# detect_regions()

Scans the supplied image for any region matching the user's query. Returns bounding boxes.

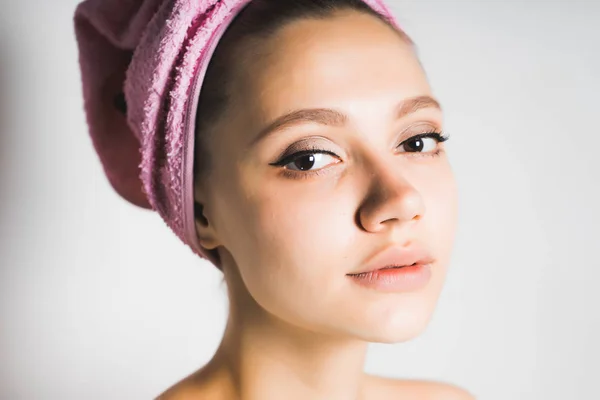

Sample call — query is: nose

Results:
[357,158,425,234]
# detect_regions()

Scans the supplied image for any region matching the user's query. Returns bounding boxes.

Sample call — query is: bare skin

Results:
[157,8,471,400]
[157,366,473,400]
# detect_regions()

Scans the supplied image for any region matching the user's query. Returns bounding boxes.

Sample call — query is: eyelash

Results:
[271,130,450,180]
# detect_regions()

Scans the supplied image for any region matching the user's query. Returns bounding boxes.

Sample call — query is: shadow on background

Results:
[0,36,9,257]
[0,29,11,399]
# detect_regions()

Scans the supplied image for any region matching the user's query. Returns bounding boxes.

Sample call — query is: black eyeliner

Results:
[270,148,338,167]
[402,131,450,145]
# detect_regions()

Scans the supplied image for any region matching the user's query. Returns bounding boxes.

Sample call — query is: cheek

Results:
[422,164,459,263]
[220,173,357,327]
[244,191,351,300]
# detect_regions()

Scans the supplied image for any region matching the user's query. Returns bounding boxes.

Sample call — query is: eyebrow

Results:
[250,95,442,145]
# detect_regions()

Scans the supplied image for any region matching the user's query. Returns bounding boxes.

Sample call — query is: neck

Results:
[207,281,370,400]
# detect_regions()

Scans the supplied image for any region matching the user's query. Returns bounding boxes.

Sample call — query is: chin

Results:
[357,322,430,344]
[348,301,436,344]
[365,326,427,344]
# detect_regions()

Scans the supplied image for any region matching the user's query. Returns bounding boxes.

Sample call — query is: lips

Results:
[379,264,415,269]
[347,244,435,275]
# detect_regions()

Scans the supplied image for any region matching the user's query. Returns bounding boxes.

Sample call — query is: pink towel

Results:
[73,0,400,268]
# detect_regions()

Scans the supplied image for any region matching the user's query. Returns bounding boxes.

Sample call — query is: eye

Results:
[278,150,340,172]
[398,132,449,154]
[269,131,450,177]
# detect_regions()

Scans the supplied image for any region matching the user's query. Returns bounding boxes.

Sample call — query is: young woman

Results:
[74,0,472,398]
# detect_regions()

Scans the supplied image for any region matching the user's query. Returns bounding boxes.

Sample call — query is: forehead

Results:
[235,10,431,124]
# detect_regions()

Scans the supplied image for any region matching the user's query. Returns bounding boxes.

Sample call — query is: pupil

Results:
[295,155,315,171]
[408,138,423,152]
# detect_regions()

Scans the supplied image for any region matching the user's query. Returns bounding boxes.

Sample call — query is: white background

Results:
[1,0,598,399]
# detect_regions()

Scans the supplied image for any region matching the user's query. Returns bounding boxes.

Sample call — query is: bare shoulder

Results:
[154,375,202,400]
[154,366,224,400]
[364,373,476,400]
[412,380,476,400]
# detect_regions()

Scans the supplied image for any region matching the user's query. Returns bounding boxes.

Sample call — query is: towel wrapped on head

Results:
[72,0,400,268]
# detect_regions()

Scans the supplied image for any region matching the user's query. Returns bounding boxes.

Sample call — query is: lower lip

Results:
[347,264,432,293]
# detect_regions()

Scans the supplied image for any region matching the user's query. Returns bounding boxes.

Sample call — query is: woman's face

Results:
[196,10,458,343]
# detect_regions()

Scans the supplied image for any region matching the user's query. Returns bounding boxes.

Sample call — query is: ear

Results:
[194,201,221,251]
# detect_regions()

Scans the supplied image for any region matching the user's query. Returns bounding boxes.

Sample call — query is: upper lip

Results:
[347,244,435,275]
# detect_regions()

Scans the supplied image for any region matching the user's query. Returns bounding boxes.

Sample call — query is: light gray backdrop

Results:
[0,0,598,399]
